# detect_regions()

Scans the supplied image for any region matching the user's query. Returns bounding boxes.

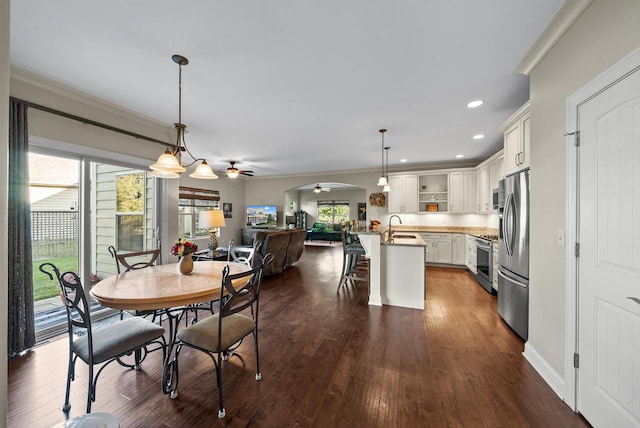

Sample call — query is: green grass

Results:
[33,257,78,301]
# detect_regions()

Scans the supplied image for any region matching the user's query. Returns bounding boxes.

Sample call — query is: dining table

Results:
[90,260,252,394]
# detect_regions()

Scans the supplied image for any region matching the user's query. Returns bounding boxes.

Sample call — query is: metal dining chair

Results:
[166,253,274,419]
[39,263,166,415]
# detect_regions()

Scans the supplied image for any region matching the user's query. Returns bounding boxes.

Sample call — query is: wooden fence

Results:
[31,211,79,260]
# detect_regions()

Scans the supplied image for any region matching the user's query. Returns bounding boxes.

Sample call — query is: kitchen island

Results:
[353,228,427,310]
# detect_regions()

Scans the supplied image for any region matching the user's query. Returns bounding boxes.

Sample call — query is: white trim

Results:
[514,0,594,75]
[565,46,640,413]
[523,343,566,401]
[29,136,152,168]
[11,65,172,133]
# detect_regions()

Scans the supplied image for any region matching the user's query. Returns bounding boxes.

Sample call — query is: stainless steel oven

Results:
[476,237,493,293]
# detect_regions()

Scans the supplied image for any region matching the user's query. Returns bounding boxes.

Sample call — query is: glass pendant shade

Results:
[377,175,389,186]
[383,184,391,192]
[149,170,181,179]
[189,161,218,179]
[150,150,187,173]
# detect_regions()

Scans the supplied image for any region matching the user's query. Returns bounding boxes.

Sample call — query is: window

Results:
[317,200,350,224]
[115,172,145,251]
[178,186,220,238]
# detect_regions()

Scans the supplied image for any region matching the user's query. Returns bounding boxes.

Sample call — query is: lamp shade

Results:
[199,209,226,229]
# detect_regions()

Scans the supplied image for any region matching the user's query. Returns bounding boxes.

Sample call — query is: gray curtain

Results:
[8,100,35,356]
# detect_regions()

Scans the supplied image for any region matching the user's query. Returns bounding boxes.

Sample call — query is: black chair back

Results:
[108,245,160,273]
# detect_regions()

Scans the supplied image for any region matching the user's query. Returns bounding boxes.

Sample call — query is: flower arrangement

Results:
[171,238,198,257]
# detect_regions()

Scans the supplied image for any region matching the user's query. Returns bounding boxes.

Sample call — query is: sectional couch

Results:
[252,228,307,276]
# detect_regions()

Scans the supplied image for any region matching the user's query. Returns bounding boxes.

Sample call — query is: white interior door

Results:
[577,66,640,427]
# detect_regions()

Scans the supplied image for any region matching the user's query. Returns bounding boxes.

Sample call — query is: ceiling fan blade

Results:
[241,171,254,177]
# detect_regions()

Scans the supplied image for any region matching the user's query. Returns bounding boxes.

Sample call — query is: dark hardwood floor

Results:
[8,245,591,427]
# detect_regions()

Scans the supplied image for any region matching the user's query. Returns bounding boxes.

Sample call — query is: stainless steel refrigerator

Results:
[497,169,529,340]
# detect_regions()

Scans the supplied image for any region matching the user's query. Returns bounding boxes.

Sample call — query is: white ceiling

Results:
[10,1,565,177]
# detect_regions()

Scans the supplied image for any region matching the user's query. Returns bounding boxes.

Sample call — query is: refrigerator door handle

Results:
[502,193,514,256]
[498,269,528,288]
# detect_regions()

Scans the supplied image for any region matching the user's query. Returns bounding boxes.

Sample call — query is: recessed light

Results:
[400,159,408,163]
[473,134,485,140]
[467,100,483,108]
[456,154,464,158]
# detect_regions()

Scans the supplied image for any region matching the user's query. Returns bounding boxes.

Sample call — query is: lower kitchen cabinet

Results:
[452,233,465,265]
[421,233,453,264]
[465,234,477,274]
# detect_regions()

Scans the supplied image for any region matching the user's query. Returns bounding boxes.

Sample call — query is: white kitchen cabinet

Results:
[450,171,477,214]
[502,101,530,175]
[388,174,418,213]
[418,173,448,212]
[448,172,464,213]
[477,150,503,214]
[465,234,477,274]
[463,171,478,213]
[452,233,465,265]
[478,165,490,214]
[421,233,452,264]
[489,155,504,192]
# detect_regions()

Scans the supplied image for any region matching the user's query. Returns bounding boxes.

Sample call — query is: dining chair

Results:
[166,253,274,419]
[39,263,166,415]
[108,245,161,320]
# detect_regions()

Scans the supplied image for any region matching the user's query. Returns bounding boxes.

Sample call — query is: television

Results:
[246,205,278,228]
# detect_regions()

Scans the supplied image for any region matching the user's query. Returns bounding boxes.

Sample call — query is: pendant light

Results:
[150,55,218,179]
[382,146,391,192]
[376,129,389,186]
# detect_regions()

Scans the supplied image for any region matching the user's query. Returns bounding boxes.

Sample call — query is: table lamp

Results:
[199,209,226,250]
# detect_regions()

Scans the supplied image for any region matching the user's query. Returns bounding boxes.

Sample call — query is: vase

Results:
[178,254,194,275]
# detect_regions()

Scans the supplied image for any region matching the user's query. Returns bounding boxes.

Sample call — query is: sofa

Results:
[252,228,307,276]
[306,222,342,243]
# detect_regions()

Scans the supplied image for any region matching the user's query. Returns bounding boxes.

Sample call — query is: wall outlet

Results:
[557,230,565,246]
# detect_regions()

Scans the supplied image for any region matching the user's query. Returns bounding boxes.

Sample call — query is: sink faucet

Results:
[388,215,403,235]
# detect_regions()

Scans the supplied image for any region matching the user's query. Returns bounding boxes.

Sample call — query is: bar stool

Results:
[337,223,368,291]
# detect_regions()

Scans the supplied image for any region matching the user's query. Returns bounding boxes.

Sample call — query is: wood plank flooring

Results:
[7,246,591,427]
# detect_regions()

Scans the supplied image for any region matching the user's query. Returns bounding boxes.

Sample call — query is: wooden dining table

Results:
[91,260,251,311]
[90,260,252,394]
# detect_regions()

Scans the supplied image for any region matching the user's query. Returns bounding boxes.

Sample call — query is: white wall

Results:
[1,0,9,423]
[528,0,640,377]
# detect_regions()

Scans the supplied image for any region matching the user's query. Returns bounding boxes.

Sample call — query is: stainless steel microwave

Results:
[492,183,505,210]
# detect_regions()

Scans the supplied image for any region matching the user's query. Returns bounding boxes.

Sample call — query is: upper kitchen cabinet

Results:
[502,101,530,176]
[449,170,478,214]
[388,174,418,213]
[418,173,448,213]
[477,150,504,214]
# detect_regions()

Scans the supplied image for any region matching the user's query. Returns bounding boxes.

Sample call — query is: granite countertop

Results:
[352,225,499,243]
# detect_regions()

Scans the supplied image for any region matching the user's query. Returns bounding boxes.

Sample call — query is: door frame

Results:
[564,46,640,411]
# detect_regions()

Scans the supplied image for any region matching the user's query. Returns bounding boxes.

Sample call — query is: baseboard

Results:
[523,342,565,401]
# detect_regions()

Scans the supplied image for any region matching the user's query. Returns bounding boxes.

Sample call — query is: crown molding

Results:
[514,0,594,75]
[10,65,173,135]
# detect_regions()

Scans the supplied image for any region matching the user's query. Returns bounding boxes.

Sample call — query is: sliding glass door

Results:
[30,150,157,340]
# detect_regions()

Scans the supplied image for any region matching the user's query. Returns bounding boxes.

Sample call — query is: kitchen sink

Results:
[391,234,417,239]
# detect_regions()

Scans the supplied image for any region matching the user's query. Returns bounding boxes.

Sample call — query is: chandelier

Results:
[376,129,389,186]
[150,55,218,179]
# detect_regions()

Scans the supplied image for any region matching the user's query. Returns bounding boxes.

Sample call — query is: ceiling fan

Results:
[313,184,331,193]
[226,161,254,178]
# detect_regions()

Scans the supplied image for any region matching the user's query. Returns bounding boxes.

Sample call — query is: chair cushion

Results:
[346,243,366,255]
[73,316,165,364]
[177,313,256,353]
